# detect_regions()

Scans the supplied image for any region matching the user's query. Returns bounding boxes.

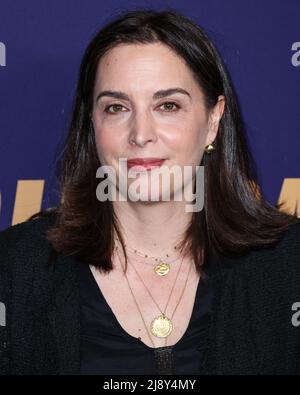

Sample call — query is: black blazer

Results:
[0,216,300,375]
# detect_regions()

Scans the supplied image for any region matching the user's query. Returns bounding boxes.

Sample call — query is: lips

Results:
[127,158,165,170]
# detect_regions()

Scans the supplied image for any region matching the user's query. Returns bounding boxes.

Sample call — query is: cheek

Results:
[94,127,120,165]
[173,123,207,164]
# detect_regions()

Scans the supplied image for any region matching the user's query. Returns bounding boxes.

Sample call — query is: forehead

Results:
[94,42,200,94]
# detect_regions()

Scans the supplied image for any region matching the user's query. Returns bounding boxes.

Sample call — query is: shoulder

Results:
[274,219,300,250]
[226,219,300,294]
[0,210,57,267]
[250,219,300,267]
[0,210,61,307]
[222,219,300,267]
[214,219,300,286]
[0,211,56,247]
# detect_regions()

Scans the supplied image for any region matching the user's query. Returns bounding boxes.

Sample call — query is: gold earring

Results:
[205,143,215,154]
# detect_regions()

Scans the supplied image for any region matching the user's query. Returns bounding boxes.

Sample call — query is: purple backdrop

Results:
[0,0,299,229]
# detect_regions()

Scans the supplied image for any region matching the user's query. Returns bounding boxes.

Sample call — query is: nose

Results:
[128,109,158,147]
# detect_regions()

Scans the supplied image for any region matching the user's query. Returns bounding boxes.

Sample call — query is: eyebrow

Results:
[96,87,191,102]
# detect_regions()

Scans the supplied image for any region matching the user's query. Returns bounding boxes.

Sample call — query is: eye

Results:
[103,101,180,114]
[104,104,127,114]
[158,101,180,112]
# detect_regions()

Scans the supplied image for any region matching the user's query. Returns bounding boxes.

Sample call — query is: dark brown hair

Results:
[29,8,299,275]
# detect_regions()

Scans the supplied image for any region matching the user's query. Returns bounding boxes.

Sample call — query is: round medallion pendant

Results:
[154,262,170,276]
[150,314,173,338]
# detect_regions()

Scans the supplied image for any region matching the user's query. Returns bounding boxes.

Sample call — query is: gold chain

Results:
[115,245,181,265]
[114,240,183,276]
[113,237,182,262]
[124,243,180,261]
[127,253,184,317]
[117,247,193,348]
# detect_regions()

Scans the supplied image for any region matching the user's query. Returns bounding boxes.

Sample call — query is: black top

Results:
[78,262,213,375]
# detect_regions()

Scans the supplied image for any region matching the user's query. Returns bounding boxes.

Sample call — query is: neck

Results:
[112,199,193,257]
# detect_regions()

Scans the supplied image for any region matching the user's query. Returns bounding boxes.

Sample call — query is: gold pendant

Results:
[150,314,173,338]
[154,262,170,276]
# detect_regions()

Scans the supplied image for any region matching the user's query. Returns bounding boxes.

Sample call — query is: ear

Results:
[204,95,225,146]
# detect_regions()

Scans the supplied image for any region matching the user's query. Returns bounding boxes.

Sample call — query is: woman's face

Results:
[92,42,224,202]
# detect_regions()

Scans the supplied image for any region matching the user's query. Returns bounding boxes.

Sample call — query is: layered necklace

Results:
[113,238,194,346]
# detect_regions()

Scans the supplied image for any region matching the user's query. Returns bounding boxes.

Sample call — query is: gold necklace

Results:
[114,240,182,277]
[117,247,193,347]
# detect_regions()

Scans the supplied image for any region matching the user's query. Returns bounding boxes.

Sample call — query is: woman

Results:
[0,9,299,375]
